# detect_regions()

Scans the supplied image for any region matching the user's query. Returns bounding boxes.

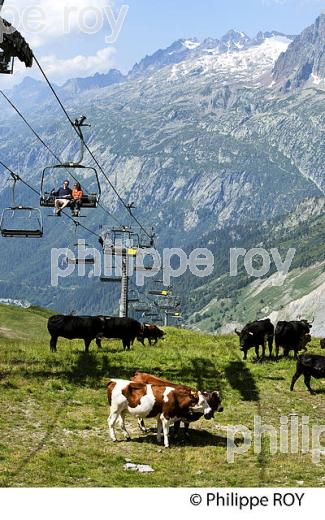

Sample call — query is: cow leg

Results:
[275,342,280,360]
[172,420,181,440]
[157,417,163,444]
[138,418,148,433]
[255,345,260,360]
[268,337,273,358]
[161,415,171,448]
[118,411,130,440]
[290,366,303,391]
[96,336,102,350]
[184,422,191,439]
[108,410,120,442]
[304,373,315,395]
[261,340,266,359]
[50,336,58,353]
[84,338,91,353]
[122,339,131,351]
[148,338,153,347]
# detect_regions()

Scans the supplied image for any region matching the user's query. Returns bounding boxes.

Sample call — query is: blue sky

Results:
[116,0,325,71]
[1,0,324,86]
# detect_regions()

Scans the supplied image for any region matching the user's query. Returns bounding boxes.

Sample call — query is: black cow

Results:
[275,320,312,359]
[47,315,106,353]
[97,317,144,351]
[291,354,325,395]
[137,324,165,346]
[235,319,274,360]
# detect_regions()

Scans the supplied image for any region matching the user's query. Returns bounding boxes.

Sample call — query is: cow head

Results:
[235,328,255,359]
[300,319,313,331]
[189,391,214,420]
[207,390,223,414]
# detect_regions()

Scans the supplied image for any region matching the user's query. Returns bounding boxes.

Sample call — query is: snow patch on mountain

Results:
[167,35,291,84]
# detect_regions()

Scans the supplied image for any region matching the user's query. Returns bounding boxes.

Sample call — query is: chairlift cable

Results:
[33,53,153,240]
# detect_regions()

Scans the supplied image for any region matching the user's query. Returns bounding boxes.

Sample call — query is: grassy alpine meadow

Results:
[1,304,325,488]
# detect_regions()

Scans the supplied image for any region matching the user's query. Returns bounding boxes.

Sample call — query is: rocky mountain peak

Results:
[273,13,325,89]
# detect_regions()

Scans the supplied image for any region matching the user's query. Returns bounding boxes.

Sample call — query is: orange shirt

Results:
[72,189,83,200]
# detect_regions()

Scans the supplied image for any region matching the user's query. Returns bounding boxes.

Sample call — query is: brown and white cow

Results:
[107,378,213,448]
[132,371,223,438]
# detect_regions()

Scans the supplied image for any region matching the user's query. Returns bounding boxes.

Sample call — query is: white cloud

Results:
[1,0,119,48]
[0,46,116,89]
[40,46,117,84]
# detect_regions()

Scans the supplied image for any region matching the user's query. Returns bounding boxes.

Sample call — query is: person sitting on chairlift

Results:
[70,182,84,217]
[54,180,72,216]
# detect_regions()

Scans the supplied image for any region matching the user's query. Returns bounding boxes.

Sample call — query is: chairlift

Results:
[148,279,171,295]
[103,226,139,257]
[40,117,101,212]
[128,289,140,303]
[66,222,96,265]
[125,204,155,250]
[134,305,151,313]
[144,311,160,318]
[0,52,14,74]
[0,174,43,238]
[0,8,33,75]
[100,276,122,283]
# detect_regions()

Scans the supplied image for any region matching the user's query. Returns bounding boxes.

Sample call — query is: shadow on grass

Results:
[131,430,229,448]
[65,353,111,387]
[224,361,259,401]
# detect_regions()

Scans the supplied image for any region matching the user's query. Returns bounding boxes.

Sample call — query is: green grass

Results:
[1,304,325,487]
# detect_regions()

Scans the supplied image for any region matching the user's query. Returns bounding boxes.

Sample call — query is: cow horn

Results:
[235,329,241,336]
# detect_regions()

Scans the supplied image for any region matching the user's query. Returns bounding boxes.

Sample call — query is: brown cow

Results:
[132,371,223,438]
[107,378,213,447]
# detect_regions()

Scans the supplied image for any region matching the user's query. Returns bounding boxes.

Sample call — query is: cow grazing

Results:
[47,315,105,353]
[97,317,144,351]
[235,319,274,360]
[291,354,325,395]
[107,378,213,448]
[137,324,165,346]
[320,339,325,349]
[275,320,312,359]
[132,371,223,438]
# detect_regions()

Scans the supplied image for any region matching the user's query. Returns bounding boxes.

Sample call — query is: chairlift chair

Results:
[100,276,122,283]
[66,222,96,265]
[128,289,140,303]
[0,206,43,238]
[40,117,101,213]
[0,52,14,74]
[0,174,43,238]
[103,227,139,257]
[134,305,151,313]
